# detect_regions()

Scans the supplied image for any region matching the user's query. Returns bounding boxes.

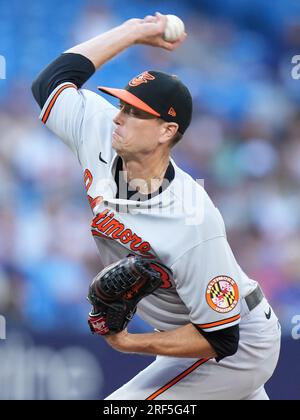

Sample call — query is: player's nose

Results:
[113,109,125,125]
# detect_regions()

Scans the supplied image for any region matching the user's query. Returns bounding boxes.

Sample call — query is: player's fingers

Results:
[179,32,188,42]
[155,11,166,20]
[171,32,188,48]
[154,11,168,32]
[159,32,188,51]
[144,15,157,23]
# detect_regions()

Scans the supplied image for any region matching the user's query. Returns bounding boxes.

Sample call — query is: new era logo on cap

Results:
[168,107,177,117]
[98,70,192,134]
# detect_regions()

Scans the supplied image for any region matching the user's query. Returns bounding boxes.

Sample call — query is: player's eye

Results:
[118,102,156,120]
[118,102,132,115]
[129,108,142,117]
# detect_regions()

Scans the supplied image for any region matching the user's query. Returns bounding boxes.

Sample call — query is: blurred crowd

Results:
[1,0,300,335]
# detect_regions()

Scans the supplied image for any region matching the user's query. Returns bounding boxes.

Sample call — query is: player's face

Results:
[112,101,166,156]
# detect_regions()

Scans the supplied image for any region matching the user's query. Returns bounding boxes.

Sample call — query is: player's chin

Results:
[112,138,127,155]
[112,131,125,146]
[112,135,122,149]
[112,136,122,146]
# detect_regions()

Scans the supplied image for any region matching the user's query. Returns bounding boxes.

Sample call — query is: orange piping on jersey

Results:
[41,83,77,124]
[84,169,93,192]
[196,314,240,330]
[146,358,209,400]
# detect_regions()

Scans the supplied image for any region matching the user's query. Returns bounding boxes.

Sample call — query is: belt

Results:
[245,284,264,311]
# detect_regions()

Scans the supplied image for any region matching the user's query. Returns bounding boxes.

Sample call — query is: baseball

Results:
[163,14,185,42]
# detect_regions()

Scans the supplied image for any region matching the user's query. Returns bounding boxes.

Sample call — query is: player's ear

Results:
[159,122,179,145]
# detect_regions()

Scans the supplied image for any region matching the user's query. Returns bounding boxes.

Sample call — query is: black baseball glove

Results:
[87,255,169,336]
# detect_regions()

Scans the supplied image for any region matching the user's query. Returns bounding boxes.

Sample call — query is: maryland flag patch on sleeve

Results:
[206,276,239,313]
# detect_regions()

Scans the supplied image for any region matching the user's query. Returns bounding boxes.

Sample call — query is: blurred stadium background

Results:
[0,0,300,400]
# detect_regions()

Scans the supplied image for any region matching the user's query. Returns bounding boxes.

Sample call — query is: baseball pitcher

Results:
[31,13,281,400]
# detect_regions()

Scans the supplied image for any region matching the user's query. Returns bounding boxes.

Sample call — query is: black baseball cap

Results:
[98,70,193,134]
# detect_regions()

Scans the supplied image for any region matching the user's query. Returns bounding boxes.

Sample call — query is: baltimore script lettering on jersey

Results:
[91,209,156,258]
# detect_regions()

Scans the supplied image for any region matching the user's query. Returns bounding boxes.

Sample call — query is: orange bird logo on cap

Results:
[129,71,156,87]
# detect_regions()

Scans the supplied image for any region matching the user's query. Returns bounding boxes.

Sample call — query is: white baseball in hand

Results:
[163,14,185,42]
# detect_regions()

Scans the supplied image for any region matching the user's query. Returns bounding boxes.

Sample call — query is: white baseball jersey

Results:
[39,81,281,400]
[40,82,258,334]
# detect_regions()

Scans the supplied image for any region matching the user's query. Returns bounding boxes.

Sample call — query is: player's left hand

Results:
[87,255,164,336]
[88,308,110,335]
